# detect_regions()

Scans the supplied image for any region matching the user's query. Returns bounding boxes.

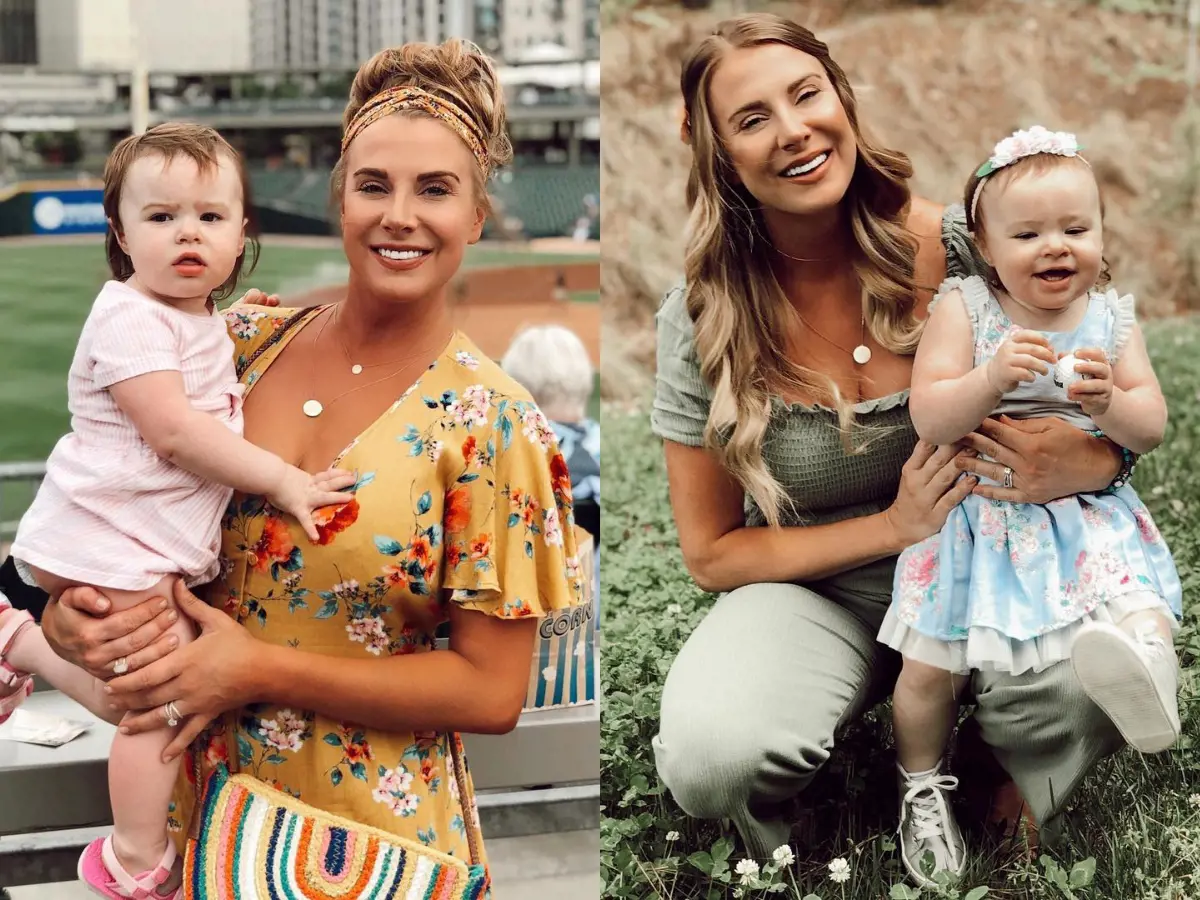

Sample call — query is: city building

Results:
[5,0,597,73]
[28,0,252,73]
[0,0,37,65]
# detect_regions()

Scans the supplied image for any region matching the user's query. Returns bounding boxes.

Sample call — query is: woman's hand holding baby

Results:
[987,330,1057,393]
[105,579,258,761]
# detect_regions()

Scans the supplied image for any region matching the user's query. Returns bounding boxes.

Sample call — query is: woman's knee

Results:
[654,710,837,819]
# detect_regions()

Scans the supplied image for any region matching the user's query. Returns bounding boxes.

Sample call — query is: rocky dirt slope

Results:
[602,0,1198,398]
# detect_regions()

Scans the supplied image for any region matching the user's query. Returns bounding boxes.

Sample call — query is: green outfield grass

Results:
[0,239,597,462]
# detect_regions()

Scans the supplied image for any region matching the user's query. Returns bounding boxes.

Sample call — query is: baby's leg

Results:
[2,568,124,722]
[893,657,970,773]
[1071,594,1180,754]
[6,570,192,880]
[101,575,194,881]
[892,657,971,888]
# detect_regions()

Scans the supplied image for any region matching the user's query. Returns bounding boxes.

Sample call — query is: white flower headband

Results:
[969,125,1088,222]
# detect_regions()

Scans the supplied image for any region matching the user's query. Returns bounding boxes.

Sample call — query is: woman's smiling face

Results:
[339,112,485,305]
[707,42,857,217]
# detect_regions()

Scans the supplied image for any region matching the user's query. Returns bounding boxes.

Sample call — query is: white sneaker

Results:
[1070,620,1181,754]
[897,762,966,889]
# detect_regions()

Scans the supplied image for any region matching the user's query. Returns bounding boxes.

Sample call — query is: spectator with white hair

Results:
[502,324,600,609]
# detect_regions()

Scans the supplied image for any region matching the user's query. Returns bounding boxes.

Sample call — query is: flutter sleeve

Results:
[651,282,711,447]
[442,396,585,619]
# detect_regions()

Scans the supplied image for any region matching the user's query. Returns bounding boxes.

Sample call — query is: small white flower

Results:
[772,844,795,867]
[828,857,851,883]
[665,831,681,841]
[1189,793,1200,809]
[735,858,760,881]
[542,665,556,681]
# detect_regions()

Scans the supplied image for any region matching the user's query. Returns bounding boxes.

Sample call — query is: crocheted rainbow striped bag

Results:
[182,761,491,899]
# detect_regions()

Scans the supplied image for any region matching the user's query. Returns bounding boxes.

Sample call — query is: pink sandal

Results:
[0,596,35,724]
[78,835,182,899]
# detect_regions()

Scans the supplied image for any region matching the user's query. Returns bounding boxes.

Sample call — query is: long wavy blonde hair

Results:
[681,13,922,526]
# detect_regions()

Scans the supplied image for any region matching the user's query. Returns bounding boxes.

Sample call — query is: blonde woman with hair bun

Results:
[651,12,1133,869]
[34,37,582,893]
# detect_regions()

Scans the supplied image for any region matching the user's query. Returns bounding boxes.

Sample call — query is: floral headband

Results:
[341,86,489,173]
[969,126,1087,222]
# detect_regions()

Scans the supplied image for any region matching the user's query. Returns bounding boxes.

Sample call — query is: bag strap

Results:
[186,736,205,841]
[448,733,483,866]
[235,307,313,381]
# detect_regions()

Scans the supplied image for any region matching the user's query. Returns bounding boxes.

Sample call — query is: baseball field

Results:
[0,236,599,464]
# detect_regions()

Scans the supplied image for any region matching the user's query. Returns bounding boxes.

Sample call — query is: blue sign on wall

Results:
[30,189,107,235]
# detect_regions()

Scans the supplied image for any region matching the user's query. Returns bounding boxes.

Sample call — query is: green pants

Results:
[652,563,1124,858]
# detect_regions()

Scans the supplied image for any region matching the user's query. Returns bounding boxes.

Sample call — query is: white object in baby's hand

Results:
[1055,353,1086,388]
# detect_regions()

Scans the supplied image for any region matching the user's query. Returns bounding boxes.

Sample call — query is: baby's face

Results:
[978,164,1103,312]
[114,152,246,309]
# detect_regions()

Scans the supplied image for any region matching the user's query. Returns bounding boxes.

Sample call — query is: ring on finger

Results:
[163,700,183,728]
[112,657,129,675]
[1002,466,1014,489]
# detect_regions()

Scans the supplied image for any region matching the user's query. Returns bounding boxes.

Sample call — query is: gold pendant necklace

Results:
[794,309,871,366]
[301,307,448,418]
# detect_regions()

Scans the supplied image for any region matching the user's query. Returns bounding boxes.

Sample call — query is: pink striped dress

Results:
[12,280,245,591]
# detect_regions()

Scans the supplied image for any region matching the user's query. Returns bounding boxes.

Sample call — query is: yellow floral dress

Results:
[167,304,584,875]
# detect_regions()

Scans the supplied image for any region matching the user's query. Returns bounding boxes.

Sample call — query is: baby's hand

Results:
[987,329,1057,393]
[1066,347,1114,416]
[267,467,358,542]
[230,288,281,309]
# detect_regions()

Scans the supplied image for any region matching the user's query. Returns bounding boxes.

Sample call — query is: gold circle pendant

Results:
[852,345,872,365]
[351,365,363,375]
[302,399,324,418]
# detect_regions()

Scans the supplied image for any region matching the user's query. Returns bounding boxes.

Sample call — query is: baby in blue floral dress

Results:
[877,127,1182,889]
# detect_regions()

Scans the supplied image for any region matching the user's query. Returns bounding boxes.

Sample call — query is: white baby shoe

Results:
[1071,620,1181,754]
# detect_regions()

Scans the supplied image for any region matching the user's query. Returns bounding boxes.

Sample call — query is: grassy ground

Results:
[0,240,596,463]
[600,316,1200,899]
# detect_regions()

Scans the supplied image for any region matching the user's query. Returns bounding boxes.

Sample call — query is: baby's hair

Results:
[103,123,260,301]
[963,151,1111,290]
[330,38,514,216]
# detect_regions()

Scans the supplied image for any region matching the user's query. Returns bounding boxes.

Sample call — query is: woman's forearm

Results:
[689,511,906,593]
[1058,430,1125,497]
[249,643,521,735]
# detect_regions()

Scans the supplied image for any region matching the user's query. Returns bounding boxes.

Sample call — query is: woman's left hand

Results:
[106,580,255,761]
[956,414,1120,504]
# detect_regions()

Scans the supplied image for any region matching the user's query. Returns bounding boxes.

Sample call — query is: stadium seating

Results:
[490,164,599,238]
[248,163,599,240]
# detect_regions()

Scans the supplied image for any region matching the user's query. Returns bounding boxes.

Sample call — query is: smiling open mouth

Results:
[779,152,830,178]
[373,247,431,261]
[1036,268,1075,282]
